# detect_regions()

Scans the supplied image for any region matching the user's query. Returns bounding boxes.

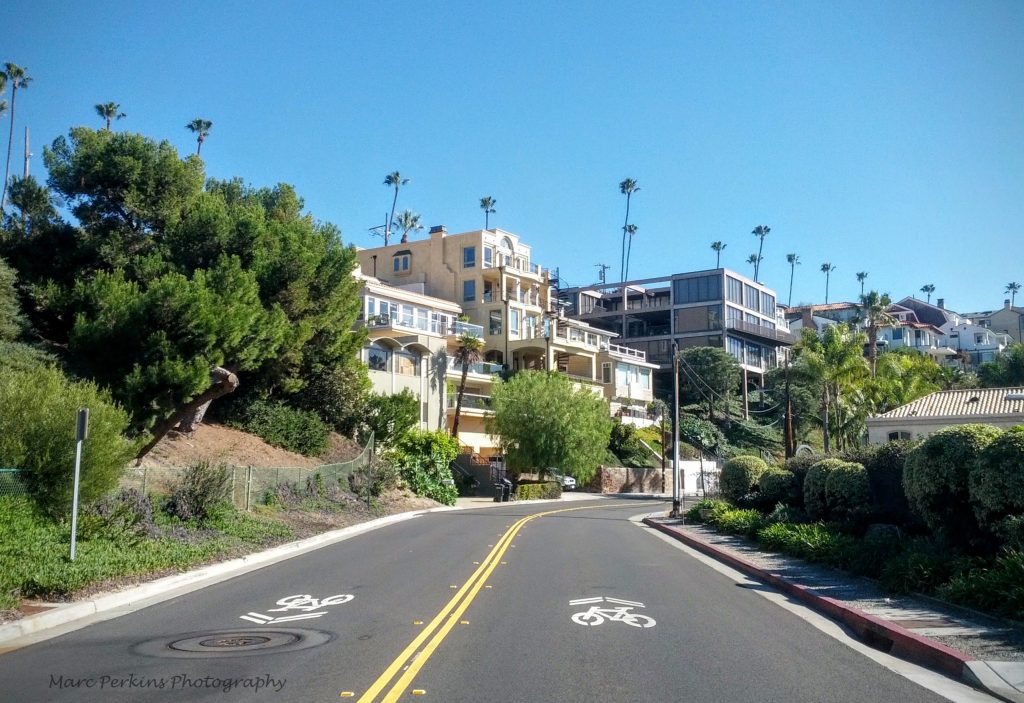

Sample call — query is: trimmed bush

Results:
[228,399,331,456]
[824,461,870,522]
[720,455,768,503]
[803,458,848,520]
[969,426,1024,531]
[515,481,562,501]
[712,508,764,537]
[903,424,1002,540]
[0,364,135,515]
[862,441,916,525]
[684,498,730,522]
[759,469,799,507]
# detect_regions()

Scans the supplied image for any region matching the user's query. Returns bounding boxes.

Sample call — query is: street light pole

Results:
[671,341,681,518]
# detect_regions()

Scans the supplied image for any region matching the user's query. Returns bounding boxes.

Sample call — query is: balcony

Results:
[604,343,648,362]
[725,318,796,345]
[363,313,444,336]
[450,321,484,338]
[448,360,505,376]
[447,393,492,411]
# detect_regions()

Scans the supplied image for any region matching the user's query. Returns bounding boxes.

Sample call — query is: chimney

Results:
[802,308,814,330]
[937,298,944,309]
[429,225,447,236]
[1006,299,1013,310]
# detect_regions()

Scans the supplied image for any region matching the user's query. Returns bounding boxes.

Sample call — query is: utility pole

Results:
[595,263,610,285]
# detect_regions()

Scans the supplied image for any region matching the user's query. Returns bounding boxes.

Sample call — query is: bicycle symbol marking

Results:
[569,597,656,628]
[239,594,354,625]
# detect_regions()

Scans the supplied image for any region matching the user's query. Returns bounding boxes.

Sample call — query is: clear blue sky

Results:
[6,0,1023,313]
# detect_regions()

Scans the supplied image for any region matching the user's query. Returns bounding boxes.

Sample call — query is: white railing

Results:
[448,360,505,376]
[451,321,484,338]
[607,343,647,361]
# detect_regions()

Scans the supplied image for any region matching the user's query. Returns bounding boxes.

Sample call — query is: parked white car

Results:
[547,469,576,491]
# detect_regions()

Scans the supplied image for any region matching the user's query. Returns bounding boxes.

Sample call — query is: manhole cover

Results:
[134,628,332,659]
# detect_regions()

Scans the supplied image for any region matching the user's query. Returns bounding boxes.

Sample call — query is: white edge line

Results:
[239,616,268,624]
[267,613,327,623]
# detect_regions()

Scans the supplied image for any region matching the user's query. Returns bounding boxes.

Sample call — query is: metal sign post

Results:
[671,342,681,518]
[69,408,89,561]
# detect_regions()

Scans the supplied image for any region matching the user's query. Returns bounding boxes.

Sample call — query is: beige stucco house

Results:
[866,387,1024,444]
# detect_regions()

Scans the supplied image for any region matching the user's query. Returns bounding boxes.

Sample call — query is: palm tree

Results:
[383,171,409,246]
[1006,282,1021,307]
[95,102,126,130]
[798,325,869,453]
[711,241,726,268]
[860,291,896,377]
[393,209,423,243]
[751,225,770,281]
[618,178,640,281]
[746,254,761,278]
[856,271,869,296]
[185,118,213,155]
[451,332,484,439]
[624,224,638,280]
[786,253,801,307]
[2,63,32,212]
[920,284,936,304]
[479,196,496,229]
[821,262,836,303]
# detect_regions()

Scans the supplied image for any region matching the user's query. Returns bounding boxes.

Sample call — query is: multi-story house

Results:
[355,267,468,433]
[560,269,795,401]
[962,299,1024,345]
[356,227,656,455]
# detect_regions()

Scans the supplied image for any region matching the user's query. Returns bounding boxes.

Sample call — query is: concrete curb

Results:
[0,493,603,647]
[640,517,1016,701]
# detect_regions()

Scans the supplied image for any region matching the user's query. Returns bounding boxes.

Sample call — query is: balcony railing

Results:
[365,314,441,335]
[451,321,484,338]
[448,360,505,376]
[725,318,796,344]
[447,393,492,411]
[605,343,647,361]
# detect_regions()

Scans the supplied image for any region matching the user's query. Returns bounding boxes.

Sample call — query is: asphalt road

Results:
[0,499,960,703]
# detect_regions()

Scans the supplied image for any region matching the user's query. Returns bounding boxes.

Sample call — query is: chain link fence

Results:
[0,468,29,499]
[119,434,375,510]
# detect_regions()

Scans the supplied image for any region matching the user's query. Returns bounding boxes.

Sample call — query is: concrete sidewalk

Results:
[645,515,1024,703]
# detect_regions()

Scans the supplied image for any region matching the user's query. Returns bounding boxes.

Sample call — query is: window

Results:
[367,343,391,372]
[675,304,723,333]
[483,247,493,268]
[463,280,476,303]
[393,257,401,272]
[726,277,743,305]
[392,253,410,273]
[888,431,912,441]
[463,246,476,268]
[400,304,414,327]
[727,336,744,361]
[744,284,760,312]
[421,402,428,423]
[489,309,502,335]
[639,368,651,389]
[761,292,775,314]
[483,280,494,303]
[602,362,612,384]
[366,296,376,317]
[509,309,521,336]
[395,349,420,376]
[891,327,903,340]
[672,275,722,304]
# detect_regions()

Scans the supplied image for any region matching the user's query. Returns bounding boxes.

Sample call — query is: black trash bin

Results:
[493,484,504,502]
[501,478,513,502]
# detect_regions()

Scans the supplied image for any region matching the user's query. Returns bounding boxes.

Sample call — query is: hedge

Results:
[720,455,768,503]
[824,461,870,522]
[904,424,1002,541]
[759,469,799,507]
[803,458,848,520]
[515,481,562,501]
[969,426,1024,531]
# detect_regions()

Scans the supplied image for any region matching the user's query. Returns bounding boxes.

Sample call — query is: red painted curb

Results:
[643,518,975,680]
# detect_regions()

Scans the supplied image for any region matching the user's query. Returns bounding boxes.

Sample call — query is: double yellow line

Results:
[355,503,611,702]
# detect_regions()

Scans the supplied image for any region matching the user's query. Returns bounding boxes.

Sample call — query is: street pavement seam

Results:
[642,516,1024,703]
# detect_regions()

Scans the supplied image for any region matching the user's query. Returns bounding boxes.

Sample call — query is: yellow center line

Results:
[356,503,620,703]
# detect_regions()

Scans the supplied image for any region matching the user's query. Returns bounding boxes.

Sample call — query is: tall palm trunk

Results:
[451,365,470,438]
[716,251,721,267]
[867,326,878,377]
[788,264,796,306]
[755,238,765,281]
[822,387,831,454]
[387,188,399,246]
[1,85,18,211]
[620,193,631,281]
[196,136,203,155]
[825,271,831,304]
[485,210,489,229]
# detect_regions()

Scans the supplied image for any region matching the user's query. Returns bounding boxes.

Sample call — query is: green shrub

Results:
[388,430,459,505]
[759,469,799,506]
[0,340,60,374]
[712,508,764,537]
[163,461,232,522]
[803,458,847,520]
[515,481,562,500]
[878,538,977,594]
[969,426,1024,531]
[937,550,1024,620]
[824,461,870,522]
[228,399,330,456]
[903,424,1002,540]
[784,453,820,498]
[755,521,856,566]
[79,488,154,545]
[862,441,916,525]
[349,457,403,497]
[609,420,651,468]
[0,364,135,515]
[684,498,730,522]
[720,455,768,503]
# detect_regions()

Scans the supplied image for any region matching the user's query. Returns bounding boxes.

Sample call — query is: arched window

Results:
[367,342,391,372]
